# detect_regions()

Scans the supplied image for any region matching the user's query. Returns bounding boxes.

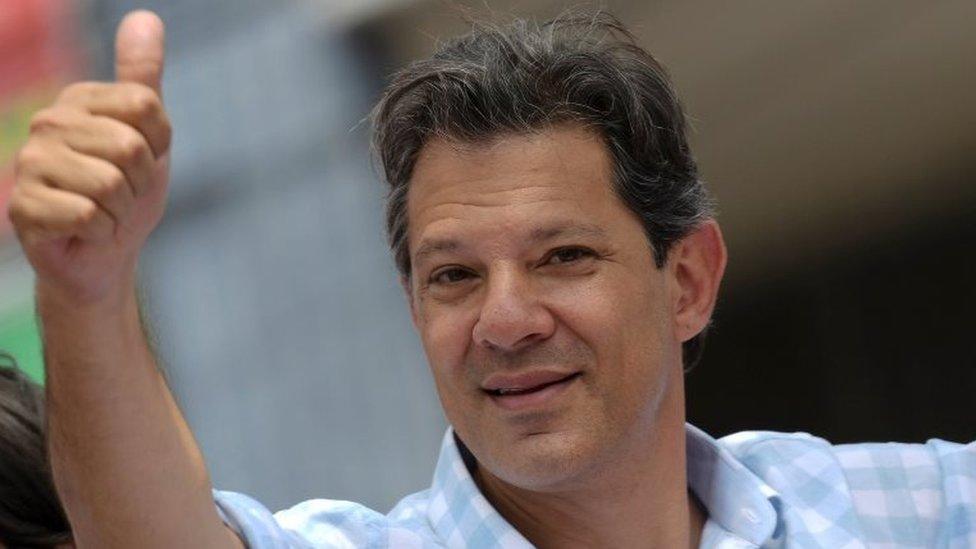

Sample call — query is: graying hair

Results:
[371,10,715,368]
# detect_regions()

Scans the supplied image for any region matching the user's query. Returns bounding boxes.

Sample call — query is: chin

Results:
[481,426,604,492]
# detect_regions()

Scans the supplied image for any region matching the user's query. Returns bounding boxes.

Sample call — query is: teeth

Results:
[490,374,579,397]
[495,385,546,396]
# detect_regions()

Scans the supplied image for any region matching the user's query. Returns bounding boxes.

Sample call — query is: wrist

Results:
[36,272,139,319]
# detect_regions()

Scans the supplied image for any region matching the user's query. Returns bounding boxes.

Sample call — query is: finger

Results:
[10,181,115,242]
[31,108,154,197]
[22,142,134,228]
[115,10,165,94]
[57,82,171,158]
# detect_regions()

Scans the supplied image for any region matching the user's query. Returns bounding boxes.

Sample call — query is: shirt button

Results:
[742,508,760,524]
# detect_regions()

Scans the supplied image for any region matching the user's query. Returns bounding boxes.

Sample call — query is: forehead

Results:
[406,127,625,250]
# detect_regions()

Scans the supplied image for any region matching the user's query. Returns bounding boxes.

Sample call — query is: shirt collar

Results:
[426,430,534,547]
[427,425,779,547]
[686,424,779,546]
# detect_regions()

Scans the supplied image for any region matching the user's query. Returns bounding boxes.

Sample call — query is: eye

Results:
[430,267,474,285]
[546,247,596,265]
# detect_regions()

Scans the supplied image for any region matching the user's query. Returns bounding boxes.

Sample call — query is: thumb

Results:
[115,10,165,93]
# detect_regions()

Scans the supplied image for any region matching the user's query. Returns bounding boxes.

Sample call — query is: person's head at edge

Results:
[372,10,727,543]
[0,353,72,548]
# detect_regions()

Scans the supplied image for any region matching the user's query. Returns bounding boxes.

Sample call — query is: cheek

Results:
[418,302,476,387]
[554,270,671,388]
[554,268,664,340]
[611,279,676,415]
[419,303,486,432]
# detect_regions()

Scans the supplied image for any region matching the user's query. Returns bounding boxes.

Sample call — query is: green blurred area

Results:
[0,302,44,384]
[0,95,43,165]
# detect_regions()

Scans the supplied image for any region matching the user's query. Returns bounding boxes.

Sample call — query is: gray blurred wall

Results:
[92,0,446,512]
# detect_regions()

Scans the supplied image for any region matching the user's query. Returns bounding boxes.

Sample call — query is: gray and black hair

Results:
[372,10,715,368]
[0,352,72,547]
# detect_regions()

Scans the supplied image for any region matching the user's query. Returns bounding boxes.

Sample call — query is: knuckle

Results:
[6,189,27,225]
[56,81,96,103]
[14,143,43,169]
[6,206,22,228]
[158,114,173,152]
[128,84,161,117]
[117,133,148,165]
[13,142,56,179]
[28,107,67,133]
[74,201,100,226]
[96,171,126,199]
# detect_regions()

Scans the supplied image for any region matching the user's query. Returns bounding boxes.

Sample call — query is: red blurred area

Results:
[0,0,82,101]
[0,0,86,238]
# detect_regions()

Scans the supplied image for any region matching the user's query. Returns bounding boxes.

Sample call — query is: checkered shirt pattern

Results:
[214,425,975,547]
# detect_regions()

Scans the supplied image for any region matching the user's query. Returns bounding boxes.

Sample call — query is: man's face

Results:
[406,127,684,490]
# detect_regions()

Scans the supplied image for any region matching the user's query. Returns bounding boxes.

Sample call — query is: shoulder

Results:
[716,430,976,546]
[215,489,441,548]
[718,429,976,488]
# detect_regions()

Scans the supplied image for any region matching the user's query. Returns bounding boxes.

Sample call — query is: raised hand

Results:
[12,14,243,547]
[8,10,170,304]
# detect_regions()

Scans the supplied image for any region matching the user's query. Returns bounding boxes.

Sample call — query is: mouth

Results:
[483,372,582,411]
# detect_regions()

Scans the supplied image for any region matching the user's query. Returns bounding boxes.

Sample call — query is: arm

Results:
[39,282,242,548]
[9,11,242,548]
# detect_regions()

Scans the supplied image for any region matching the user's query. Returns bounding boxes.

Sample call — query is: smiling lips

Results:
[482,370,582,411]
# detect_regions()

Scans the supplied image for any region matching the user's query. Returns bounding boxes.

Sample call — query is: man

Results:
[6,8,974,549]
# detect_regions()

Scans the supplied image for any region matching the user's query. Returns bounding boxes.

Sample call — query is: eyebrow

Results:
[413,239,462,267]
[412,222,608,267]
[527,223,608,243]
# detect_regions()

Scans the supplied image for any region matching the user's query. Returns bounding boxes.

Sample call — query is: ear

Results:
[401,275,421,330]
[669,220,728,344]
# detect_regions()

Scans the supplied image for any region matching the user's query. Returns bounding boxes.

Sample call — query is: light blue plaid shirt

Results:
[214,425,976,547]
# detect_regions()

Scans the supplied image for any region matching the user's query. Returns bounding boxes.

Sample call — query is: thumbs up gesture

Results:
[8,11,171,305]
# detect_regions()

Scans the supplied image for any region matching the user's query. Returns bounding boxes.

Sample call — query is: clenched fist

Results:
[7,11,170,305]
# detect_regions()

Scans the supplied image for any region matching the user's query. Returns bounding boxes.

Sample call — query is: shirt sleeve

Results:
[928,439,976,547]
[215,489,316,549]
[213,489,399,548]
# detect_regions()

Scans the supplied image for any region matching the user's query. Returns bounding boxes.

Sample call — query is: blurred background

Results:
[1,0,973,513]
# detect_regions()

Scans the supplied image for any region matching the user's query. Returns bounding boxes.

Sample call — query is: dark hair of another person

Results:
[0,352,71,547]
[372,10,715,368]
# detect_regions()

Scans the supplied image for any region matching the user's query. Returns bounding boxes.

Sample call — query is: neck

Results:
[474,382,705,548]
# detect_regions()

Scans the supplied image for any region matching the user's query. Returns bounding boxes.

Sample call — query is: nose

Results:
[472,267,556,352]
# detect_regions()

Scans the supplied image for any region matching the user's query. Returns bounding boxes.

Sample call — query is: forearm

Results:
[39,280,240,548]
